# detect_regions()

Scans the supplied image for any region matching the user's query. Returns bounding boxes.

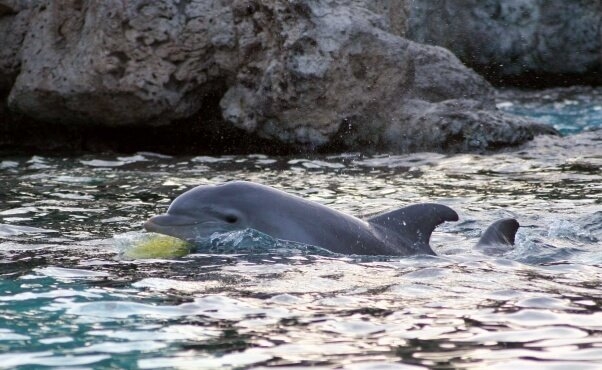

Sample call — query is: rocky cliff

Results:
[0,0,556,154]
[404,0,602,86]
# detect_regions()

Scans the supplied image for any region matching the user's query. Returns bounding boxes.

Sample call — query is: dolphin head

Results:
[144,182,255,242]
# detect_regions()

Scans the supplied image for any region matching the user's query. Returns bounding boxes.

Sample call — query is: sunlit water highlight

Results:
[0,89,601,369]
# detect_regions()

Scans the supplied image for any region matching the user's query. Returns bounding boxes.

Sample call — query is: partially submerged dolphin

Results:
[144,181,518,256]
[477,218,520,247]
[474,218,520,255]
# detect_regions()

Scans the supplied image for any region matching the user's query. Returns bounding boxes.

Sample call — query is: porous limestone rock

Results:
[219,0,500,148]
[7,0,240,125]
[404,0,602,84]
[0,0,34,93]
[3,0,556,152]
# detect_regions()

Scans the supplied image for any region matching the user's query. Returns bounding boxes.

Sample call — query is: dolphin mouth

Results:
[144,214,230,243]
[144,214,200,231]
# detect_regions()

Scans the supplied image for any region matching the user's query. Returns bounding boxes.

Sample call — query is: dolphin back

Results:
[476,218,519,247]
[367,203,459,254]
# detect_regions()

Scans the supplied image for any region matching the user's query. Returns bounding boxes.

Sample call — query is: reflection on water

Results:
[1,129,601,367]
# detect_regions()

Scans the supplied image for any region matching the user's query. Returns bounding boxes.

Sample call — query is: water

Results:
[498,86,602,135]
[1,89,601,369]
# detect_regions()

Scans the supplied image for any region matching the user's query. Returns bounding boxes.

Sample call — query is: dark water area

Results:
[0,88,601,369]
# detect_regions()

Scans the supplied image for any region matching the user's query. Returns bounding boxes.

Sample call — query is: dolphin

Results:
[477,218,520,247]
[474,218,520,255]
[144,181,519,256]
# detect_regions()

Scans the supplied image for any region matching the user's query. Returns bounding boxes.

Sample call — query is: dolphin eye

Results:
[224,214,238,224]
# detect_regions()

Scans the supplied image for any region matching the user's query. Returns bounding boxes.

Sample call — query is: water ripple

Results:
[0,122,600,368]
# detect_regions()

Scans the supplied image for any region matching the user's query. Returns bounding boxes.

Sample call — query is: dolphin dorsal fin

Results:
[476,218,519,247]
[367,204,459,250]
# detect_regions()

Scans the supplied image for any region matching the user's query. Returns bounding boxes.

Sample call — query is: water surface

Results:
[498,86,602,134]
[0,90,601,369]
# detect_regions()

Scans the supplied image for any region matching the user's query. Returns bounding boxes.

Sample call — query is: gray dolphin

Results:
[477,218,520,247]
[475,218,520,255]
[144,181,518,256]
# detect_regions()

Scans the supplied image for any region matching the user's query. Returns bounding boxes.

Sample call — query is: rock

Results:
[215,0,554,151]
[404,0,602,86]
[219,0,499,149]
[3,0,555,153]
[7,0,240,125]
[0,0,34,94]
[362,0,409,37]
[329,98,557,153]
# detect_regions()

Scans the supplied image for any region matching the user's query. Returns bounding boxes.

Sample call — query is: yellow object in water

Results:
[119,233,192,259]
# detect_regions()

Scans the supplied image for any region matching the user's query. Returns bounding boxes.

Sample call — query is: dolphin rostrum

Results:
[144,181,518,256]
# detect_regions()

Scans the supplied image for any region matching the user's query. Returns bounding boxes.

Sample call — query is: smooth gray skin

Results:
[476,218,520,247]
[144,181,461,256]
